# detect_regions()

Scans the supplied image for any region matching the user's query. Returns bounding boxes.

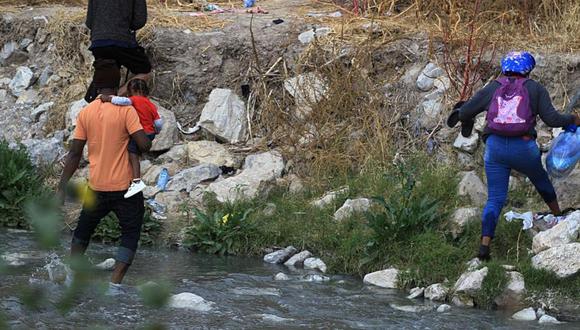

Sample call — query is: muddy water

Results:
[0,230,574,329]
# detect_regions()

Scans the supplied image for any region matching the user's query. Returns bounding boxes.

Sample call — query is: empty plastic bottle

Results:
[243,0,255,8]
[157,168,170,191]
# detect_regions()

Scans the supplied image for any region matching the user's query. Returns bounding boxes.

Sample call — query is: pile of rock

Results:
[264,246,329,282]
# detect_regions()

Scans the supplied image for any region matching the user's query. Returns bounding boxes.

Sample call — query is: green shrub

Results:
[0,141,48,228]
[92,211,162,246]
[183,207,255,255]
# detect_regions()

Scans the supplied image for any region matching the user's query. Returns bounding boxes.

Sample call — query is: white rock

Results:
[151,103,179,151]
[532,211,579,254]
[418,99,444,129]
[31,102,54,121]
[21,137,65,165]
[458,171,487,207]
[407,287,424,299]
[284,72,328,117]
[424,283,448,301]
[258,314,293,323]
[303,257,327,273]
[273,272,290,281]
[465,258,482,272]
[302,274,330,282]
[9,66,33,96]
[531,243,580,278]
[334,198,372,221]
[38,66,53,86]
[168,292,213,311]
[474,113,486,132]
[187,140,237,168]
[157,144,187,164]
[0,89,6,102]
[437,304,451,313]
[400,63,423,86]
[494,271,525,308]
[453,132,479,153]
[264,246,297,264]
[363,268,399,289]
[284,250,312,267]
[67,99,88,129]
[167,164,221,193]
[416,63,444,91]
[511,307,536,321]
[94,258,116,271]
[206,151,284,203]
[538,315,561,324]
[298,27,332,44]
[0,41,17,63]
[451,295,474,307]
[433,76,451,92]
[453,267,488,296]
[0,78,11,87]
[311,186,349,208]
[449,208,480,238]
[389,304,432,313]
[198,88,247,144]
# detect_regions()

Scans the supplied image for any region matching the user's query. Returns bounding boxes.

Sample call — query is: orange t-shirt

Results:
[74,100,143,191]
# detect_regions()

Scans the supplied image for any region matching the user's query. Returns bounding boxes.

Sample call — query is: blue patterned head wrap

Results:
[501,51,536,75]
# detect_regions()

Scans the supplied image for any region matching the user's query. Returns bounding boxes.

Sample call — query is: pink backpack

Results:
[487,77,535,136]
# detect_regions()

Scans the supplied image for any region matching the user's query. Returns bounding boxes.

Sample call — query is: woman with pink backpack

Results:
[447,51,580,261]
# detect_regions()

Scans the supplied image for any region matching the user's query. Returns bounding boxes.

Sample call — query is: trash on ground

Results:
[146,199,167,219]
[505,211,534,230]
[157,168,171,191]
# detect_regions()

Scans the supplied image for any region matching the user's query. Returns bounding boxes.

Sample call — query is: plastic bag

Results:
[546,128,580,178]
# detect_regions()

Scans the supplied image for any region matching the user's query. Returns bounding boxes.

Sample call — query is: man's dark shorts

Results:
[72,189,145,265]
[92,46,152,75]
[128,133,155,155]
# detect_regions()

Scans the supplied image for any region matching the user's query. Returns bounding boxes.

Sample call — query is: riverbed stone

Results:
[453,267,488,296]
[437,304,451,313]
[416,63,444,91]
[538,315,561,324]
[531,243,580,278]
[389,303,432,313]
[532,211,579,254]
[264,246,297,264]
[407,287,424,299]
[363,268,399,289]
[187,140,238,168]
[198,88,247,144]
[274,272,290,281]
[303,257,327,273]
[334,198,372,221]
[206,151,284,203]
[167,164,221,193]
[449,207,479,238]
[302,274,330,282]
[424,283,448,301]
[151,104,179,152]
[512,307,537,321]
[453,132,479,153]
[494,271,526,308]
[284,250,312,267]
[452,294,474,307]
[94,258,116,271]
[311,186,349,208]
[168,292,213,311]
[284,72,328,117]
[458,171,487,207]
[9,66,33,96]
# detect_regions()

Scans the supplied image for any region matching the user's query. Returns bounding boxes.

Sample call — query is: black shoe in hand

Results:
[477,245,491,261]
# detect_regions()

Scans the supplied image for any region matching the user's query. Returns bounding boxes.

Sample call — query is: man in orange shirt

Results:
[58,60,152,294]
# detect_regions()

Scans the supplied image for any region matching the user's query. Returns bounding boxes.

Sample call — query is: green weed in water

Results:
[474,262,509,309]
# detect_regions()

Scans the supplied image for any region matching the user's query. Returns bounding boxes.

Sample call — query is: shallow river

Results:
[0,230,574,329]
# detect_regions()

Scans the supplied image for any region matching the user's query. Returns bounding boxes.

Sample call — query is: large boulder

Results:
[8,66,33,96]
[363,268,399,289]
[166,164,221,193]
[198,88,247,143]
[532,211,579,254]
[453,267,488,296]
[458,171,487,207]
[531,243,580,278]
[157,144,187,164]
[449,207,480,238]
[187,140,238,168]
[264,246,297,264]
[20,137,65,165]
[453,132,479,153]
[67,99,88,129]
[553,167,580,208]
[424,283,449,301]
[206,151,284,203]
[151,103,179,152]
[284,72,328,117]
[334,198,372,221]
[494,271,526,308]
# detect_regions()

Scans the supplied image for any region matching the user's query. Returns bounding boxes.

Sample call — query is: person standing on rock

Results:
[84,0,152,102]
[58,61,152,294]
[448,51,580,261]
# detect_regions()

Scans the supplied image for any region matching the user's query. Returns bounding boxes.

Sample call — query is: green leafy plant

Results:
[0,141,48,228]
[183,207,255,255]
[92,211,162,246]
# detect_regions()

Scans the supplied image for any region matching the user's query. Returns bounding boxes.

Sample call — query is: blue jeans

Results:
[482,134,557,238]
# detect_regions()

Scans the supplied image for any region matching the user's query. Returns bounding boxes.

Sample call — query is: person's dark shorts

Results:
[91,46,152,74]
[128,133,155,154]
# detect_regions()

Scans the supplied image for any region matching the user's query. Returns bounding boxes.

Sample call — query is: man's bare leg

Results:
[111,261,130,284]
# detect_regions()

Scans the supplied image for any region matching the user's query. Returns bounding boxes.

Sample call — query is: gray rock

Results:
[531,243,580,278]
[511,307,536,321]
[0,89,7,102]
[494,271,526,308]
[21,137,65,165]
[273,272,290,281]
[452,295,474,307]
[142,163,181,186]
[424,283,448,301]
[264,246,297,264]
[311,186,349,208]
[31,102,54,121]
[38,66,53,86]
[16,89,39,105]
[158,144,187,164]
[457,152,476,171]
[334,198,372,221]
[19,38,33,49]
[400,63,424,86]
[449,207,479,238]
[418,99,444,129]
[67,99,88,129]
[465,258,482,272]
[433,76,451,92]
[303,257,328,273]
[389,303,432,313]
[154,191,187,217]
[453,267,488,296]
[198,89,247,144]
[437,304,451,313]
[458,171,487,207]
[94,258,116,271]
[168,292,213,311]
[187,140,237,168]
[262,203,277,217]
[453,132,479,153]
[9,66,33,96]
[538,315,561,324]
[288,174,305,194]
[284,72,328,117]
[284,250,312,267]
[167,164,221,193]
[416,63,444,91]
[302,274,330,282]
[298,27,332,44]
[532,211,579,254]
[474,113,487,132]
[407,287,425,299]
[0,41,17,63]
[206,151,284,203]
[363,268,399,289]
[151,103,179,151]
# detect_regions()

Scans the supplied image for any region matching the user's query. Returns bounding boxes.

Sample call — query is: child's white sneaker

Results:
[124,180,146,198]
